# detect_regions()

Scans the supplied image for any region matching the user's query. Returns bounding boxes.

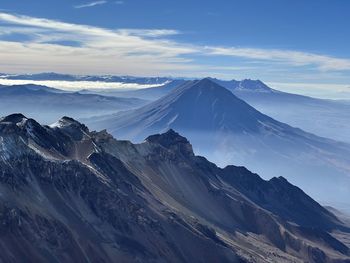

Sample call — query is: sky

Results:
[0,0,350,98]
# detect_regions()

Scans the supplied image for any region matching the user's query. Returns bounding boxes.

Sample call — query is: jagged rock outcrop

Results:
[0,114,349,262]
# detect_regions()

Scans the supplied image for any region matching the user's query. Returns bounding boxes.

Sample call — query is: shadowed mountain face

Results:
[0,114,349,262]
[0,84,148,123]
[84,79,350,209]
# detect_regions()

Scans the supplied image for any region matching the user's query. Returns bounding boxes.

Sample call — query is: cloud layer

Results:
[0,78,163,91]
[208,47,350,71]
[0,11,350,80]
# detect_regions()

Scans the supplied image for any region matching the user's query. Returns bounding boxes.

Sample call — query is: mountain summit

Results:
[88,78,273,136]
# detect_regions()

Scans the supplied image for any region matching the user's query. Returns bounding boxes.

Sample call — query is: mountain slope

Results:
[0,114,349,262]
[0,83,66,93]
[230,89,350,143]
[0,84,148,123]
[188,78,350,144]
[85,78,350,208]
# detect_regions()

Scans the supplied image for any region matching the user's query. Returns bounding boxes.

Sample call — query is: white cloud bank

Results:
[0,79,164,91]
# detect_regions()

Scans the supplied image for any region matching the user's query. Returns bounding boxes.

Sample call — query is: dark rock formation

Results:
[0,114,349,262]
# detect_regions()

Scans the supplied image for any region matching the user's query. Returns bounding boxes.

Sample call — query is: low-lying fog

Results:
[0,79,164,91]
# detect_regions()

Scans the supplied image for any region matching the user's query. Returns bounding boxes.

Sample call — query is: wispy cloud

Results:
[0,12,196,75]
[117,29,180,37]
[115,1,124,4]
[207,47,350,71]
[0,11,350,80]
[74,1,107,9]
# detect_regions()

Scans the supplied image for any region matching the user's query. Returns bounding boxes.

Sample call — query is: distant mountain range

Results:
[0,72,172,85]
[0,113,349,262]
[209,77,277,93]
[84,78,350,209]
[2,72,350,143]
[0,84,148,123]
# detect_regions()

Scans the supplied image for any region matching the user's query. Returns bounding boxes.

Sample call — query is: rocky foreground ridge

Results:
[0,114,349,262]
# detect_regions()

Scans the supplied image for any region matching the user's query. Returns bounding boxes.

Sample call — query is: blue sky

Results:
[0,0,350,97]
